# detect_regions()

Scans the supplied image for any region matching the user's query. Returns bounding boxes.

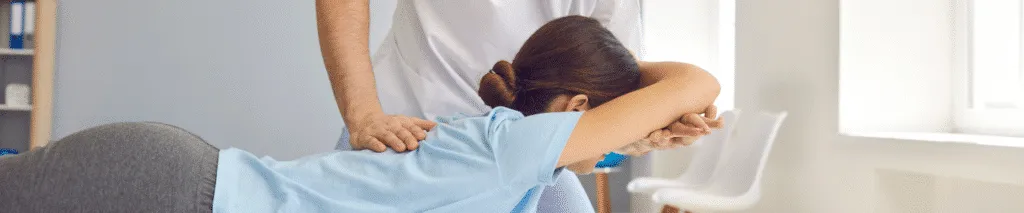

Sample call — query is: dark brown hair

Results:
[479,15,641,115]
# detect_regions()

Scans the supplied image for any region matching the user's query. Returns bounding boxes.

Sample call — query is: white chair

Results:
[627,110,741,194]
[651,110,787,212]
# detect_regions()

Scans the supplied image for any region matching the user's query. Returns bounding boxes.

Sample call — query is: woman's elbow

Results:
[678,63,722,100]
[706,74,722,99]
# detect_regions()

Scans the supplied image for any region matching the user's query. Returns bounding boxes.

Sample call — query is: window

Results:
[641,0,735,111]
[956,0,1024,137]
[840,0,1024,142]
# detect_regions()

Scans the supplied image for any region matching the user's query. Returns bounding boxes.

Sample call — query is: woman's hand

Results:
[656,105,723,147]
[616,105,723,156]
[348,113,437,152]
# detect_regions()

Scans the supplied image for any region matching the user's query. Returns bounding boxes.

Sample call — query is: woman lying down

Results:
[0,16,722,213]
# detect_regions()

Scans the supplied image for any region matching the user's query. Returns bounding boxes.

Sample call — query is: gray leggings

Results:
[0,122,218,213]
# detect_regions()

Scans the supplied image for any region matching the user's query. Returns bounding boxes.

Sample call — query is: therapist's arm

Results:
[558,62,721,167]
[316,0,436,152]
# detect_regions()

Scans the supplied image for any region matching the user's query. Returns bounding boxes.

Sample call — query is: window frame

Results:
[953,0,1024,137]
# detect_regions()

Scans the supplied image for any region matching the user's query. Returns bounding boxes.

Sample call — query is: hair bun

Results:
[478,60,517,107]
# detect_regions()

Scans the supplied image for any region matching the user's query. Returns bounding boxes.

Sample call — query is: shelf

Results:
[0,104,31,111]
[0,48,33,56]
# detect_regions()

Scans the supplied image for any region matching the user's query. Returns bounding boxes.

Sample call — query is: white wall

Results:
[651,0,1024,212]
[53,0,396,159]
[368,0,396,55]
[839,0,953,133]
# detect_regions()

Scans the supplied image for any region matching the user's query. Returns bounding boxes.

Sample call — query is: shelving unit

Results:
[0,104,30,111]
[0,0,55,153]
[0,48,31,55]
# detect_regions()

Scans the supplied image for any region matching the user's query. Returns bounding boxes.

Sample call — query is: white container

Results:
[5,84,30,106]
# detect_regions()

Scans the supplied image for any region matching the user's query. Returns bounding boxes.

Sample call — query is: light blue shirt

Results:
[212,107,583,213]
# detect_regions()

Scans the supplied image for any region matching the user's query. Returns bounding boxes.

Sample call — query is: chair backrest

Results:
[702,110,787,197]
[676,110,741,185]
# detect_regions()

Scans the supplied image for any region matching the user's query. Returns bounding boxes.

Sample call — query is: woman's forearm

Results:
[315,0,382,125]
[641,61,721,115]
[637,61,698,87]
[559,62,720,167]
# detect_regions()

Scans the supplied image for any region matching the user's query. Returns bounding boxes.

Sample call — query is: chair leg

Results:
[661,205,691,213]
[596,173,611,213]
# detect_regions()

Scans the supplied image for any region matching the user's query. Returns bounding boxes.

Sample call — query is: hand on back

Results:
[348,113,437,152]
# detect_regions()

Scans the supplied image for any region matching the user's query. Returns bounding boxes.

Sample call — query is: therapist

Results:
[316,1,644,212]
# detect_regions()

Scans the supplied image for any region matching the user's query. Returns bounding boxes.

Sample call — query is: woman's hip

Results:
[0,122,219,212]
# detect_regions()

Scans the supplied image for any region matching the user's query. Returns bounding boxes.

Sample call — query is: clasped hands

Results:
[614,105,723,156]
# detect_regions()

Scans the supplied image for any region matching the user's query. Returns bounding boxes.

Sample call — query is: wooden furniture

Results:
[597,166,683,213]
[0,0,56,152]
[593,152,629,213]
[595,172,611,213]
[661,205,682,213]
[593,167,620,213]
[29,0,55,150]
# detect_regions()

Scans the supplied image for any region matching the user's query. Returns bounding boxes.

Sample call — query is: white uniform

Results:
[372,0,643,120]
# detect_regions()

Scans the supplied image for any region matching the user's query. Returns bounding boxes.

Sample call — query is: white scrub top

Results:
[370,0,643,120]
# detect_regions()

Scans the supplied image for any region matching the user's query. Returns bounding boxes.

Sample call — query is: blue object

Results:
[0,148,18,156]
[9,0,24,49]
[595,152,628,168]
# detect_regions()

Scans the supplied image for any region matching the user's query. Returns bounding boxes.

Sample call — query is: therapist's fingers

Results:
[364,137,388,153]
[396,129,419,150]
[410,117,438,131]
[379,132,407,152]
[407,123,428,140]
[399,117,428,140]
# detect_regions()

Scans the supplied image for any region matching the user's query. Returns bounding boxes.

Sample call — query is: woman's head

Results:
[478,15,641,174]
[478,15,641,116]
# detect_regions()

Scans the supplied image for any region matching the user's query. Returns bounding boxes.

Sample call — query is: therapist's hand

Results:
[349,113,437,152]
